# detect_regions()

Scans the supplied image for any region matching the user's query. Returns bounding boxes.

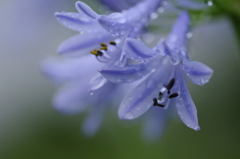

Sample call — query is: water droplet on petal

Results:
[157,7,164,13]
[124,112,134,119]
[186,32,193,39]
[151,69,156,73]
[170,57,180,65]
[194,125,200,131]
[89,91,94,95]
[207,1,213,6]
[116,78,122,83]
[150,13,158,19]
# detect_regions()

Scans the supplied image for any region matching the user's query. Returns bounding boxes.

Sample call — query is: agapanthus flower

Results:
[43,0,164,136]
[100,11,213,131]
[55,0,162,57]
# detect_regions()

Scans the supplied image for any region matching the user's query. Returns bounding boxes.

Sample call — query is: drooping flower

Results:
[99,11,213,131]
[43,0,164,136]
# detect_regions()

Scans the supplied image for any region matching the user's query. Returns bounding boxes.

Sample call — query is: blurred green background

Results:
[0,0,239,159]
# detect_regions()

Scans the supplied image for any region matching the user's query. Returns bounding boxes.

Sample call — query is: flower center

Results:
[89,41,119,63]
[152,78,179,107]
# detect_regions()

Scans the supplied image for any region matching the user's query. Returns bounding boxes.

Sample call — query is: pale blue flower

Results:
[100,11,213,131]
[43,0,163,136]
[55,0,162,57]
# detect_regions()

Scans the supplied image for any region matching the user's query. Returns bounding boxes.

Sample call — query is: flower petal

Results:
[142,107,169,142]
[99,62,153,83]
[167,11,190,48]
[118,56,173,119]
[88,73,108,92]
[53,82,90,115]
[175,72,200,131]
[55,12,101,32]
[98,13,127,37]
[183,61,213,86]
[57,32,114,57]
[82,104,106,136]
[75,1,98,19]
[41,56,101,83]
[123,38,157,62]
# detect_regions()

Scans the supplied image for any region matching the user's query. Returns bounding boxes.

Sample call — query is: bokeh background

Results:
[0,0,240,159]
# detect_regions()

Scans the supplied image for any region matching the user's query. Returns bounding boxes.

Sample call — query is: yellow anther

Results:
[100,43,107,47]
[109,41,116,45]
[90,49,98,56]
[100,47,107,50]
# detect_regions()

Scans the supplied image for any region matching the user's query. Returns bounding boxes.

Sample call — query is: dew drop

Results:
[194,126,200,131]
[157,7,164,13]
[150,13,158,20]
[124,112,134,119]
[115,39,121,44]
[170,57,180,65]
[116,78,122,83]
[89,91,94,95]
[186,32,193,39]
[207,1,213,6]
[151,69,156,73]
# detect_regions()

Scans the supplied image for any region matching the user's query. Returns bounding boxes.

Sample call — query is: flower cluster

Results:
[42,0,213,140]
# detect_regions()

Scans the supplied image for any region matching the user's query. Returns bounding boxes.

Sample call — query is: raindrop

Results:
[89,92,94,95]
[157,7,164,13]
[186,32,193,39]
[150,13,158,20]
[151,69,156,73]
[194,126,200,131]
[124,112,134,119]
[116,78,122,83]
[207,1,213,6]
[170,57,180,65]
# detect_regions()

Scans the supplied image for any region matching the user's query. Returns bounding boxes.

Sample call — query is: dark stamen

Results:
[97,50,103,56]
[167,78,175,91]
[153,98,158,105]
[168,93,179,99]
[159,92,163,96]
[153,98,164,107]
[109,41,116,45]
[168,90,170,94]
[157,103,165,107]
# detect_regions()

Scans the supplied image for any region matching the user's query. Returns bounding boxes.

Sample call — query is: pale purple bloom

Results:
[55,0,162,57]
[100,11,213,131]
[43,0,163,136]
